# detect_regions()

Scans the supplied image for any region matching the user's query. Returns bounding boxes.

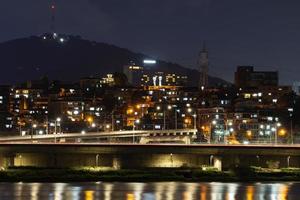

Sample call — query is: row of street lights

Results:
[30,117,62,142]
[156,105,197,130]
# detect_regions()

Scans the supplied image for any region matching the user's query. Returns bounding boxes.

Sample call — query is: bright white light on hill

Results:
[143,60,156,64]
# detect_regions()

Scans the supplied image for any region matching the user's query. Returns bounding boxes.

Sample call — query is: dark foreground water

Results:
[0,182,298,200]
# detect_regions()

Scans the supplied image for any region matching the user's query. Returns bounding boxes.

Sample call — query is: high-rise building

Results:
[234,66,278,88]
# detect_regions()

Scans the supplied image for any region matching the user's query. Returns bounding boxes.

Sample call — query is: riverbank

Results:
[1,167,300,182]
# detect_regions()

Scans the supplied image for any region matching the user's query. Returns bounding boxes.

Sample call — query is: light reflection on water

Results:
[0,181,298,200]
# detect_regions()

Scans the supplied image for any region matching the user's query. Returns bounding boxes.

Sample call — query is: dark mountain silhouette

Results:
[0,33,229,86]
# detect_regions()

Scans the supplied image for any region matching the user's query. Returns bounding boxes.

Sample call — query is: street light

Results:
[288,108,294,144]
[111,110,114,131]
[175,109,180,129]
[193,114,197,129]
[54,117,61,143]
[133,119,140,130]
[31,124,37,142]
[210,120,217,143]
[55,117,61,134]
[156,105,166,130]
[275,122,281,144]
[133,119,140,143]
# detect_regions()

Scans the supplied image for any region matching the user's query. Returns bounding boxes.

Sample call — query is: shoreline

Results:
[1,167,300,183]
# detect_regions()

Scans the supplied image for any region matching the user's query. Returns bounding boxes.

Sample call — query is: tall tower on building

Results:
[198,43,209,89]
[50,2,56,34]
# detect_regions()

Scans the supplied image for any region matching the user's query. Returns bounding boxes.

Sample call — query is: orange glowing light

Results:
[86,116,93,123]
[278,129,287,137]
[246,130,252,138]
[127,108,134,114]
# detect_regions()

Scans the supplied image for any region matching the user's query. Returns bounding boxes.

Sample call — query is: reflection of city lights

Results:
[126,193,134,200]
[85,190,94,200]
[278,184,289,200]
[130,182,145,200]
[30,183,41,200]
[246,185,254,200]
[183,183,197,200]
[104,183,113,200]
[53,183,67,200]
[200,185,207,200]
[226,183,238,200]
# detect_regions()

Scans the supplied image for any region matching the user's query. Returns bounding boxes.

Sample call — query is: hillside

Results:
[0,33,228,86]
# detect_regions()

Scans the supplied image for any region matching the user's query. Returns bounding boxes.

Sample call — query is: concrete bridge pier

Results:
[209,155,222,171]
[0,154,14,168]
[112,156,121,169]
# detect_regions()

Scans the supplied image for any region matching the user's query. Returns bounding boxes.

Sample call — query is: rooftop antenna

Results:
[50,1,56,35]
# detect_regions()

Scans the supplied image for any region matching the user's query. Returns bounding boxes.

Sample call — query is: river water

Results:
[0,182,298,200]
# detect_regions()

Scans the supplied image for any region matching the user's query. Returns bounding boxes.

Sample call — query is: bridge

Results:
[0,129,198,144]
[0,128,299,171]
[0,143,299,171]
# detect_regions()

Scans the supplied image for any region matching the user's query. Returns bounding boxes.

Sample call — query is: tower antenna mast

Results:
[50,1,56,34]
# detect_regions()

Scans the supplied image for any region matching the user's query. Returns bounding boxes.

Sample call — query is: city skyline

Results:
[3,0,300,194]
[0,0,300,84]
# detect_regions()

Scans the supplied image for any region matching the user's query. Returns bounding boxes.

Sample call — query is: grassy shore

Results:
[1,166,300,182]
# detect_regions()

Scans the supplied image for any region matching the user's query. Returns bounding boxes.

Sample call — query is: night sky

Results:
[1,0,300,84]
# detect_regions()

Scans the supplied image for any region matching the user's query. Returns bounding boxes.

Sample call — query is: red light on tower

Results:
[50,3,56,33]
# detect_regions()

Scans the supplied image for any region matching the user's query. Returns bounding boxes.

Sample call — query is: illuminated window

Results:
[244,94,251,99]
